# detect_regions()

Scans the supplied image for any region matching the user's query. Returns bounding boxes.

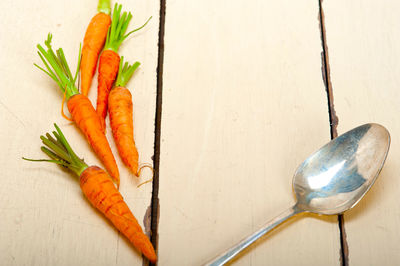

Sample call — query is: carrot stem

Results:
[98,0,111,15]
[46,132,67,153]
[123,16,152,40]
[35,54,62,88]
[41,146,64,162]
[35,33,81,100]
[22,157,68,167]
[57,49,73,81]
[104,4,151,52]
[115,56,140,87]
[23,124,88,176]
[40,135,70,162]
[73,44,82,84]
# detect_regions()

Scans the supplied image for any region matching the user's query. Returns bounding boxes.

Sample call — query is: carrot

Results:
[34,34,120,186]
[108,57,141,176]
[23,124,157,263]
[96,3,151,132]
[80,0,112,96]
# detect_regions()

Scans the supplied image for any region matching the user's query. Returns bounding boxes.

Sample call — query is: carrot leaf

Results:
[23,124,88,177]
[22,157,69,168]
[104,3,151,52]
[40,135,70,162]
[122,16,152,42]
[46,132,68,154]
[57,49,73,81]
[34,63,61,88]
[73,44,82,84]
[115,56,140,87]
[35,33,80,100]
[41,146,65,162]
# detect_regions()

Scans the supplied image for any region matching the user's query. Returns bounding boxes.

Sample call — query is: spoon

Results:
[206,123,390,265]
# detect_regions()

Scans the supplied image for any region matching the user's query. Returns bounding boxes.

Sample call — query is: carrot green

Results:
[23,123,88,177]
[104,3,152,53]
[35,34,81,100]
[97,0,111,15]
[115,56,140,87]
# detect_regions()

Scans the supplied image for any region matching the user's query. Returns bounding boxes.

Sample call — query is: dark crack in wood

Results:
[318,0,339,139]
[318,1,348,266]
[149,0,166,265]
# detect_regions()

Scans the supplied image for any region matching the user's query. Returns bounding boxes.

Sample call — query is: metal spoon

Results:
[206,123,390,265]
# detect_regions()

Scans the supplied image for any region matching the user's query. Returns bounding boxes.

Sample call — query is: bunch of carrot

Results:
[25,0,156,263]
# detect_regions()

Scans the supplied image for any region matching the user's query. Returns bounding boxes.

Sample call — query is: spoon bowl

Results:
[294,123,390,215]
[206,123,390,265]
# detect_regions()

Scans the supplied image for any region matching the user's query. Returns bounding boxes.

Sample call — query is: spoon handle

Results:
[205,205,302,266]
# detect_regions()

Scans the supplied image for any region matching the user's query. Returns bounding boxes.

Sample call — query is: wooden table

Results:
[1,0,399,265]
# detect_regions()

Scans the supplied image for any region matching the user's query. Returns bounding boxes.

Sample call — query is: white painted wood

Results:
[323,1,400,265]
[0,0,159,265]
[159,1,340,265]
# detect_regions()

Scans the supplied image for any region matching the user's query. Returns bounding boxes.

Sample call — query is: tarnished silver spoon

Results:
[206,123,390,265]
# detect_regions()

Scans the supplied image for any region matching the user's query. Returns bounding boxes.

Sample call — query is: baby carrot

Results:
[96,3,151,132]
[34,34,120,186]
[108,57,141,176]
[80,0,112,96]
[23,124,157,263]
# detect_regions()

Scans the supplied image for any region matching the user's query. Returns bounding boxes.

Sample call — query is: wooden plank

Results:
[0,0,159,265]
[158,0,340,265]
[322,1,400,265]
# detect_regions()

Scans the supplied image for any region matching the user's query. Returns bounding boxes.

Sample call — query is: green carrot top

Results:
[115,56,140,87]
[35,34,81,100]
[23,124,88,177]
[98,0,111,15]
[103,3,152,53]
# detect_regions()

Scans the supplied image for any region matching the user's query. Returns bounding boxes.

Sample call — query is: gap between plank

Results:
[318,1,348,266]
[318,0,338,140]
[148,0,166,265]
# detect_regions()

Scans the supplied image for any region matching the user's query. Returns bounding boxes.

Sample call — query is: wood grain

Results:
[158,0,340,265]
[323,0,400,265]
[0,0,159,265]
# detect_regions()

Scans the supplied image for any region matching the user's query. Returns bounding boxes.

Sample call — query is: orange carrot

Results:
[81,166,156,262]
[96,3,151,132]
[23,124,157,263]
[67,94,119,181]
[97,49,120,131]
[108,58,141,175]
[35,34,120,186]
[80,0,112,96]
